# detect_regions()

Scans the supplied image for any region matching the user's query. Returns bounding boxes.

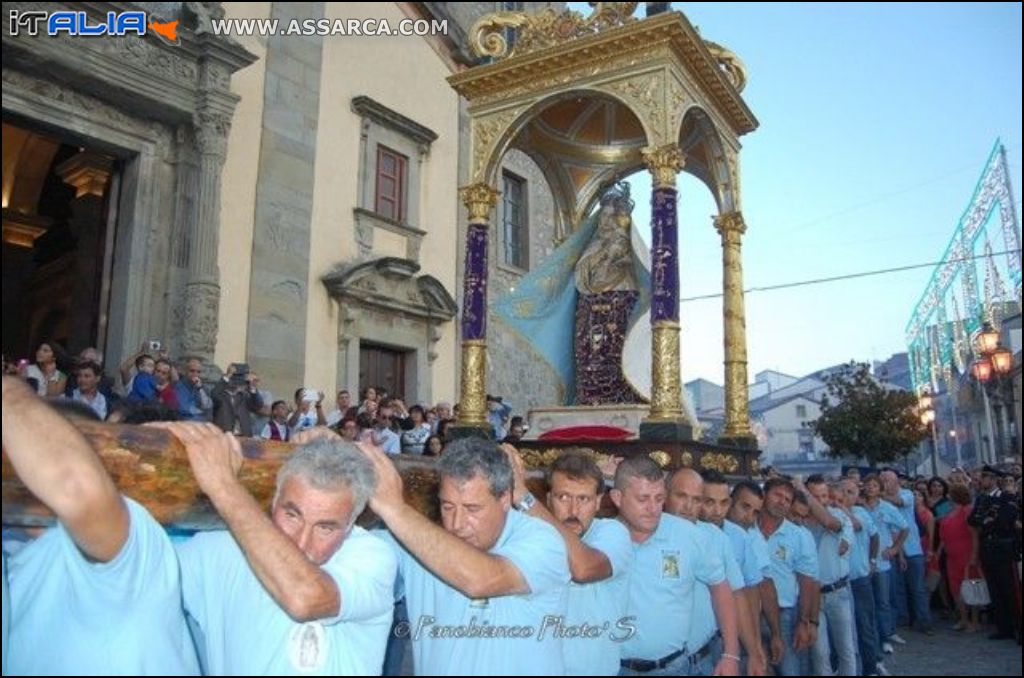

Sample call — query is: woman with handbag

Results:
[938,483,982,632]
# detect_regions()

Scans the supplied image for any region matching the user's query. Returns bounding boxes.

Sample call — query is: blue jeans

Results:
[872,569,894,644]
[890,555,932,630]
[688,634,723,676]
[813,586,858,676]
[851,576,879,675]
[771,607,810,677]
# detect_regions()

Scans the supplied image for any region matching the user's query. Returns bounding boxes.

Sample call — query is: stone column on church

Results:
[715,211,756,448]
[56,151,113,352]
[452,183,500,438]
[180,105,230,364]
[640,144,693,441]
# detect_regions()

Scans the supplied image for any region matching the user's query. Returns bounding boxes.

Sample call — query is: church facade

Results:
[2,1,563,409]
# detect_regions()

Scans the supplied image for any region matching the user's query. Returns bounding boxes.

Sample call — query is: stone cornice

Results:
[1,1,257,125]
[351,96,439,148]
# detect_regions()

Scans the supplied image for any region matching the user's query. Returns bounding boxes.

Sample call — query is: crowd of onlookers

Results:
[3,340,530,456]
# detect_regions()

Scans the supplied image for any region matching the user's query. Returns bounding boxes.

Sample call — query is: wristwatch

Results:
[515,492,537,512]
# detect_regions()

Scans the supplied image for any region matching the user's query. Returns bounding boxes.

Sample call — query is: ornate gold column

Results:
[640,144,693,440]
[715,211,756,447]
[455,183,500,432]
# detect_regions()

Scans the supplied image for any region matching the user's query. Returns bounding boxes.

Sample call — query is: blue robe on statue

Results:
[493,205,651,405]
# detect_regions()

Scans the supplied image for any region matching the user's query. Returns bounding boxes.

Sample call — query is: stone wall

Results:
[245,2,325,392]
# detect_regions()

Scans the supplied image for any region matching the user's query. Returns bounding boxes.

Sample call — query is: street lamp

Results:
[919,390,939,476]
[971,322,1015,463]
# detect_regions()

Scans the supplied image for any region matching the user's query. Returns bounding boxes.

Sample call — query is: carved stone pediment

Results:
[322,257,457,323]
[2,1,257,126]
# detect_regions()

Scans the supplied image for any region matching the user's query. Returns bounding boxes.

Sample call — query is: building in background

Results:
[2,1,562,408]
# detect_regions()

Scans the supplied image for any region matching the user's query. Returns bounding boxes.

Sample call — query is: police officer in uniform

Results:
[968,465,1021,643]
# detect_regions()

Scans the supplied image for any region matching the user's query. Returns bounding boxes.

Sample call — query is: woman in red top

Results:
[938,483,979,632]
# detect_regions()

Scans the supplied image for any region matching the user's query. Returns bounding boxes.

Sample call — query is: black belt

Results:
[821,576,849,594]
[620,648,686,673]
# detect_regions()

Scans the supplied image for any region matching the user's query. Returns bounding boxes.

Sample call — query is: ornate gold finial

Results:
[704,40,748,93]
[642,144,684,189]
[460,183,500,223]
[469,3,639,61]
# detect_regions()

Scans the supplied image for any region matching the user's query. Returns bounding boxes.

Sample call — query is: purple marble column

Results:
[650,186,680,323]
[461,223,489,341]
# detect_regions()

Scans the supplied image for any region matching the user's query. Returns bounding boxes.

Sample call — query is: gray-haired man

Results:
[166,422,396,675]
[360,437,570,675]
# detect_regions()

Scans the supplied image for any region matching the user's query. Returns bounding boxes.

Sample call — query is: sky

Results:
[572,2,1023,384]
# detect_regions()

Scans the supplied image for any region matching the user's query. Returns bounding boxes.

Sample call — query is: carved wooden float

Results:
[1,421,549,529]
[4,421,756,530]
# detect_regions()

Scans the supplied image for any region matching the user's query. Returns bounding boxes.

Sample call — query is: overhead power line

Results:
[680,248,1023,303]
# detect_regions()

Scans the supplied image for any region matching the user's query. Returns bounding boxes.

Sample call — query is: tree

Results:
[810,361,928,467]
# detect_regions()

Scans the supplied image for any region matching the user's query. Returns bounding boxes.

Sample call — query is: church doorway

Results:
[359,343,409,401]
[2,119,119,365]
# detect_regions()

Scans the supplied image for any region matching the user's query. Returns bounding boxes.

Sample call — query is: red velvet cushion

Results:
[537,425,633,441]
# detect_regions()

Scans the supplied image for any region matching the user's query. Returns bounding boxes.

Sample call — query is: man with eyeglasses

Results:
[506,447,634,675]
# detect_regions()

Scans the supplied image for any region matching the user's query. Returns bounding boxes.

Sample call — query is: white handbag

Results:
[960,566,991,607]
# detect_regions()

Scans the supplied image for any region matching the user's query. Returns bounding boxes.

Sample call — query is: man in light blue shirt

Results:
[757,477,820,677]
[506,449,634,676]
[839,477,882,676]
[728,481,784,670]
[170,424,396,675]
[863,473,908,653]
[2,376,199,675]
[803,475,856,676]
[613,457,740,676]
[664,468,761,676]
[363,437,570,675]
[881,470,933,633]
